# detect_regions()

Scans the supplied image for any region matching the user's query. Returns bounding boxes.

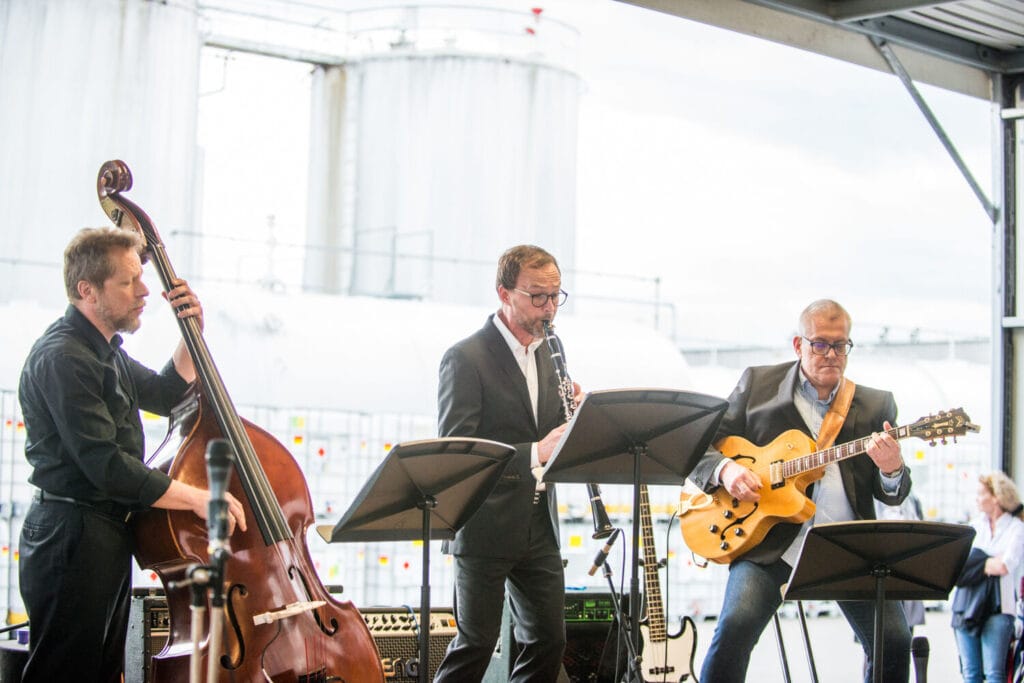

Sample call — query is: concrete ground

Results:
[691,606,964,682]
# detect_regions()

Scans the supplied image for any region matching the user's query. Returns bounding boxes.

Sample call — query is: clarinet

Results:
[542,321,615,540]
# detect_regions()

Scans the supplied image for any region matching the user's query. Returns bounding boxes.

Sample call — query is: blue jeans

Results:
[955,613,1014,683]
[700,558,911,682]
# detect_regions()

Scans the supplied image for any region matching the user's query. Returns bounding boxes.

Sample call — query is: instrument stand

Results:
[318,437,515,683]
[205,549,228,683]
[179,552,228,683]
[597,559,642,683]
[184,564,211,683]
[541,389,727,666]
[772,601,818,683]
[784,520,975,683]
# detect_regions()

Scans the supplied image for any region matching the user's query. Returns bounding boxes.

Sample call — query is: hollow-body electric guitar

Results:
[678,408,978,564]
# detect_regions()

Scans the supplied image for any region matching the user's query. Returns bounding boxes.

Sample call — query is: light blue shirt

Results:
[782,373,902,567]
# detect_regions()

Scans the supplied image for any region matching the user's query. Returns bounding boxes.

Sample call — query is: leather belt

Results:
[33,490,77,505]
[33,490,131,522]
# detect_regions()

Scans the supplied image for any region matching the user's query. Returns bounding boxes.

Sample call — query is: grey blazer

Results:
[437,315,564,558]
[687,360,912,565]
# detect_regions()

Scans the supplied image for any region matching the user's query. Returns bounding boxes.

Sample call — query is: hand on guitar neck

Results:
[863,420,904,475]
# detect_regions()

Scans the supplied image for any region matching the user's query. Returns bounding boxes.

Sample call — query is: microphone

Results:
[911,635,929,683]
[588,483,615,540]
[205,439,235,547]
[588,528,621,576]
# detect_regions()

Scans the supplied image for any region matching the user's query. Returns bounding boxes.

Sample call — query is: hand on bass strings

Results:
[163,278,204,330]
[219,491,247,536]
[720,460,762,502]
[155,480,248,535]
[165,278,204,383]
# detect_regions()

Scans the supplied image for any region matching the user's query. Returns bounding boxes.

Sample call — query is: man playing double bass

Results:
[688,299,913,682]
[17,227,246,682]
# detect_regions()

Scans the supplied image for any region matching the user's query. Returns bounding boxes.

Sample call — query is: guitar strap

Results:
[816,377,856,449]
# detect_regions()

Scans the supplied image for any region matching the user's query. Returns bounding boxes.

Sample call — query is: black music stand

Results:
[318,437,515,683]
[541,388,728,680]
[784,520,975,683]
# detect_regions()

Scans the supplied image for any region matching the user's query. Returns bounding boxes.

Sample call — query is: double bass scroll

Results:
[97,160,384,683]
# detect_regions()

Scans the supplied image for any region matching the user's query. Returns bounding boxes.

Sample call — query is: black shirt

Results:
[18,305,189,506]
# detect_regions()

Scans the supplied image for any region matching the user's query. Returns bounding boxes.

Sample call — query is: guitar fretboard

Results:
[782,424,910,478]
[639,485,666,643]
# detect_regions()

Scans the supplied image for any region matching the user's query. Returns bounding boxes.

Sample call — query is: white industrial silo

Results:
[304,5,582,307]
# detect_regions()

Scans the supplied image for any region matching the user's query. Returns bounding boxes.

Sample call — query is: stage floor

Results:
[694,606,962,682]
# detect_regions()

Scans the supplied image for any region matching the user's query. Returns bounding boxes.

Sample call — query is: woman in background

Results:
[954,471,1024,683]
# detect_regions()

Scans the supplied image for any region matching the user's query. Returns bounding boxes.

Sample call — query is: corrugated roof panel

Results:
[900,1,1024,51]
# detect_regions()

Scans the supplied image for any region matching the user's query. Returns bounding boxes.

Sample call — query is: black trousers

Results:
[434,502,566,683]
[19,499,132,683]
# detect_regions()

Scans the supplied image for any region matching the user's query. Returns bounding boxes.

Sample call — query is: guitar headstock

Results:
[907,408,980,446]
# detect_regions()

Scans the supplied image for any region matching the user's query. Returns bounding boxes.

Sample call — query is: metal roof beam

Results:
[859,15,1013,72]
[744,0,1008,70]
[870,35,996,221]
[618,0,991,98]
[741,0,952,22]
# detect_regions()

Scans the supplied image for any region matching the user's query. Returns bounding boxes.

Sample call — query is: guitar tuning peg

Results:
[929,439,937,447]
[941,437,948,445]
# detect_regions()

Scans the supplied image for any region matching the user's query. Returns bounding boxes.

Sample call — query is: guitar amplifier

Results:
[562,592,627,683]
[125,593,457,682]
[125,589,170,683]
[361,607,457,680]
[482,592,626,683]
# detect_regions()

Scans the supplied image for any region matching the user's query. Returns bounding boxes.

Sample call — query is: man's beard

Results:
[98,302,142,334]
[523,317,545,339]
[115,315,142,334]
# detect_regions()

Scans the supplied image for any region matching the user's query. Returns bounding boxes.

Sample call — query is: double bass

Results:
[97,160,384,683]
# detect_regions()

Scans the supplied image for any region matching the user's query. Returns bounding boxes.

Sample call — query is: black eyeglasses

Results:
[514,288,568,308]
[802,337,854,356]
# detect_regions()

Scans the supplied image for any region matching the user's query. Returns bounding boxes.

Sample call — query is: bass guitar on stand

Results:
[638,485,698,682]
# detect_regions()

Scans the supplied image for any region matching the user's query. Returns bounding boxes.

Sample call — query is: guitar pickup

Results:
[769,460,785,489]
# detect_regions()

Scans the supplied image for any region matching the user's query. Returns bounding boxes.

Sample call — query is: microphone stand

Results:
[590,529,643,683]
[186,564,210,683]
[181,439,235,683]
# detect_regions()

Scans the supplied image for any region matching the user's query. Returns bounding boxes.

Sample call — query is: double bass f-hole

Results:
[96,160,384,683]
[289,565,339,636]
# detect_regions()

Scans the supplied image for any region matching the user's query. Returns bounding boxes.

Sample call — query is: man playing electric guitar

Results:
[687,299,913,683]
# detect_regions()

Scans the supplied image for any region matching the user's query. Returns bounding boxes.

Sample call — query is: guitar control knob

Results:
[723,510,733,519]
[719,541,729,550]
[734,528,744,537]
[708,524,719,533]
[731,498,740,508]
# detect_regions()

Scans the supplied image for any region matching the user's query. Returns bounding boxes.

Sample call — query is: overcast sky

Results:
[196,0,994,349]
[564,1,993,347]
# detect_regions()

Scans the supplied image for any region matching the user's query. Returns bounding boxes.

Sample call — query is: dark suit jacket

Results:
[688,360,912,565]
[438,315,564,558]
[952,547,1001,634]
